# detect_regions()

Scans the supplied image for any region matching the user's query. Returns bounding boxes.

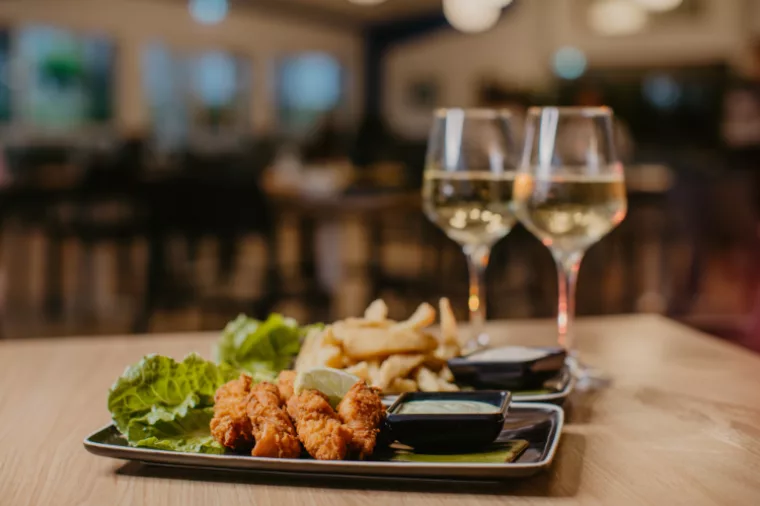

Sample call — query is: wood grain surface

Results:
[2,315,760,506]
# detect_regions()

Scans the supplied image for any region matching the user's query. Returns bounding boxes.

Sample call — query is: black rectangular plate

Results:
[84,403,563,480]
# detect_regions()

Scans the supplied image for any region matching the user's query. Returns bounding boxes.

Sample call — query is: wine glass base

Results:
[566,355,612,391]
[463,332,490,354]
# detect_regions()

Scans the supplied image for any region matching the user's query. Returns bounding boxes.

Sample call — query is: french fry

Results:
[367,360,382,388]
[438,297,459,346]
[294,329,321,371]
[433,343,460,362]
[322,326,341,345]
[294,328,344,371]
[344,361,371,382]
[415,367,441,392]
[339,317,395,329]
[318,345,344,369]
[436,377,459,392]
[391,302,436,331]
[387,378,418,394]
[293,298,463,394]
[375,354,426,390]
[364,299,388,322]
[439,365,455,383]
[338,327,438,361]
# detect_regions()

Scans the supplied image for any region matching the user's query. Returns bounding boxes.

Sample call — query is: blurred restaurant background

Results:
[0,0,759,350]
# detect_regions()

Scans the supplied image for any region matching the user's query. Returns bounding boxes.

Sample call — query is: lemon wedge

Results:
[293,367,360,408]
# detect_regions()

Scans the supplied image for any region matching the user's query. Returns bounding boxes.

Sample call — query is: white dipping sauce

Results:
[397,399,499,415]
[466,346,549,363]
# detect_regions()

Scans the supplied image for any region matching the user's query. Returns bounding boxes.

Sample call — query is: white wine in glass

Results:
[422,109,518,350]
[514,107,627,379]
[513,172,626,256]
[423,171,516,247]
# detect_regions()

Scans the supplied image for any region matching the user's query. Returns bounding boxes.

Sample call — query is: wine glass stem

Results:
[464,244,491,348]
[554,253,583,354]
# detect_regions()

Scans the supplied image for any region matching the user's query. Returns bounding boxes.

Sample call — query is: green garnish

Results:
[107,353,239,454]
[214,314,318,382]
[515,389,552,396]
[391,440,529,464]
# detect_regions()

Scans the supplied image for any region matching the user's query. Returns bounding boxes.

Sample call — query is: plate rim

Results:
[512,375,576,402]
[83,402,564,473]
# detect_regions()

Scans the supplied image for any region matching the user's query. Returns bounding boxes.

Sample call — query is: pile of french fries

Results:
[295,298,463,393]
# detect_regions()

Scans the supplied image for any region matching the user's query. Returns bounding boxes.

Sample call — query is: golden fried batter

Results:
[210,374,254,451]
[287,390,353,460]
[276,370,296,403]
[245,382,301,458]
[337,381,385,459]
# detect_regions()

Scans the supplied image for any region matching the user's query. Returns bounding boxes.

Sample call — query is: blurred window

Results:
[143,43,251,154]
[142,43,187,154]
[189,0,229,25]
[15,25,114,130]
[276,52,343,135]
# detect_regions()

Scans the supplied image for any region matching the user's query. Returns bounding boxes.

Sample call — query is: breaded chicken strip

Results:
[337,381,385,459]
[287,390,353,460]
[245,382,301,458]
[210,374,254,451]
[276,370,296,403]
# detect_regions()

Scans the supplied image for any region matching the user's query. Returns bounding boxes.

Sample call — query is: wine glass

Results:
[513,106,627,381]
[422,108,518,350]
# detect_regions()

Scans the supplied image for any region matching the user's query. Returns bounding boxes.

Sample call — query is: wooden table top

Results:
[2,314,760,506]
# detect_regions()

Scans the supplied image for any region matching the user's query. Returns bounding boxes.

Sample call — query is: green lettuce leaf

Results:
[107,353,238,453]
[128,404,224,454]
[214,314,315,382]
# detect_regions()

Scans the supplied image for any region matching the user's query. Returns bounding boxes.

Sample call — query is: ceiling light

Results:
[553,46,587,80]
[588,0,648,36]
[443,0,501,34]
[189,0,228,25]
[632,0,684,12]
[643,74,682,110]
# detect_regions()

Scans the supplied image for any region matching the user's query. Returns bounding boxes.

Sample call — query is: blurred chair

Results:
[135,149,280,332]
[40,139,144,323]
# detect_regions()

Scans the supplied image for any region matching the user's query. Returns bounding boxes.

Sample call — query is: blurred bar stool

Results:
[40,140,144,326]
[136,168,279,332]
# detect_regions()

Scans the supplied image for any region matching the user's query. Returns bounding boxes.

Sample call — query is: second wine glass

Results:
[513,106,627,377]
[422,108,518,350]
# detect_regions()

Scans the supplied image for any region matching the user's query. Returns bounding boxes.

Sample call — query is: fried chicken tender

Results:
[287,390,353,460]
[337,381,385,459]
[276,370,296,402]
[245,382,301,458]
[210,374,254,451]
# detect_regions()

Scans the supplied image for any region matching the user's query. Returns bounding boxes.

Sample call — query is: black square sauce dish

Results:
[385,391,512,450]
[448,346,566,390]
